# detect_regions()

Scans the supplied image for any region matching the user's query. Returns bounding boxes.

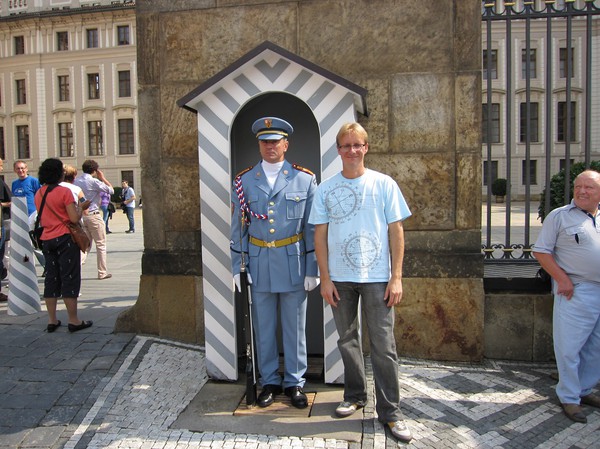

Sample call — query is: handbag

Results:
[29,185,57,250]
[67,222,91,252]
[45,201,91,252]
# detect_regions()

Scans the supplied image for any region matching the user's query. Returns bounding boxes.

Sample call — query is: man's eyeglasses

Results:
[338,143,366,151]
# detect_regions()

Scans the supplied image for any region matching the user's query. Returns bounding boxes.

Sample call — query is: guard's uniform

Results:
[231,159,318,388]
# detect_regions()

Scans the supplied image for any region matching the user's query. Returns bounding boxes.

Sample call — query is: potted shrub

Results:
[491,178,507,203]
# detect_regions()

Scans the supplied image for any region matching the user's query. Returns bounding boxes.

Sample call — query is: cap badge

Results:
[265,119,272,128]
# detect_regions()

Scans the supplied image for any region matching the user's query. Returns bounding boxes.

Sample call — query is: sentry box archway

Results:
[178,41,367,384]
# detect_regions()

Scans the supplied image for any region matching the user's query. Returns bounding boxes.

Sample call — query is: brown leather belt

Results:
[249,232,303,248]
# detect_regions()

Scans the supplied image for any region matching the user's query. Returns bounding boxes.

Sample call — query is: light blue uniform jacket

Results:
[230,160,318,293]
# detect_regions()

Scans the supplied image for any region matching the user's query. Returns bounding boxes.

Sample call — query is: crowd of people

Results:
[0,159,137,316]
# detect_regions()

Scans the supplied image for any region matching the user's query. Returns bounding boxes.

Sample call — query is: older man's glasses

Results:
[338,143,366,151]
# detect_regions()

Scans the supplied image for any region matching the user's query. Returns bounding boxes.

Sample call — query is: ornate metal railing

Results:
[481,1,600,273]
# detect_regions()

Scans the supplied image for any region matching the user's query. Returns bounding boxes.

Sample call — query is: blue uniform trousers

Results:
[251,289,307,389]
[553,281,600,404]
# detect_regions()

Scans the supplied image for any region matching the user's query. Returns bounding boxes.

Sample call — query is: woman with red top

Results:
[34,158,92,333]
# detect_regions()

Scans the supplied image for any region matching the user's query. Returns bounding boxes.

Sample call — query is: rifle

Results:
[240,211,257,407]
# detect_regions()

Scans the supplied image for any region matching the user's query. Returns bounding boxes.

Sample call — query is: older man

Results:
[534,170,600,423]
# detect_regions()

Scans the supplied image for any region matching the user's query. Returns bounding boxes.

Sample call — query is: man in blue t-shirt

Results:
[12,160,44,269]
[12,160,41,217]
[309,122,413,444]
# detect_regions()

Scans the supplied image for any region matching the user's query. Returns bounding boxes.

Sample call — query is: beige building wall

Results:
[0,1,140,195]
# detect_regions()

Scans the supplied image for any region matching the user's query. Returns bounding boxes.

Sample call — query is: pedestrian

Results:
[12,160,45,272]
[120,180,136,233]
[0,159,11,301]
[35,158,92,333]
[74,160,114,280]
[533,169,600,423]
[230,116,319,409]
[100,191,112,234]
[309,122,413,443]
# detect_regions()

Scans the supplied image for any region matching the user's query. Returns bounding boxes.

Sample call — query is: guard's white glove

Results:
[234,273,253,292]
[304,276,320,292]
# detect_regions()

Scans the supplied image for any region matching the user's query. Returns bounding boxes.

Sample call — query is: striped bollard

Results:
[7,197,41,315]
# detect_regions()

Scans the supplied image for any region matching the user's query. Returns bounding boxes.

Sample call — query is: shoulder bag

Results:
[45,194,91,253]
[29,185,57,250]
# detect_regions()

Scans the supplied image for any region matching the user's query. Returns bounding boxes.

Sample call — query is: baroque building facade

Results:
[0,0,139,195]
[482,0,600,200]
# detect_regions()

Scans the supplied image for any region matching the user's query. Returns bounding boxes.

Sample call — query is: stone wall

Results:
[117,0,485,362]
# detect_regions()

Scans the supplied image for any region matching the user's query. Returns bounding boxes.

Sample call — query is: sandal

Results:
[46,320,61,333]
[68,320,93,333]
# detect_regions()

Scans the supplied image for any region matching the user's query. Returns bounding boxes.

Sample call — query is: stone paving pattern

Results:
[1,210,599,448]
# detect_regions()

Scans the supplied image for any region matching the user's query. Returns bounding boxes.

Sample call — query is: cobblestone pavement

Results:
[1,210,599,448]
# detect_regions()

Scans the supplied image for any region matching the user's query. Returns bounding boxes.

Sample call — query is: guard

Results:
[230,117,319,409]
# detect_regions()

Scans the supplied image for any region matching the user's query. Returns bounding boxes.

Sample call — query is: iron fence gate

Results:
[482,0,600,290]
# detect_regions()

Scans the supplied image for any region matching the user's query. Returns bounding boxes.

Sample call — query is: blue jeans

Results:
[100,205,110,231]
[332,281,403,422]
[553,281,600,404]
[125,207,135,231]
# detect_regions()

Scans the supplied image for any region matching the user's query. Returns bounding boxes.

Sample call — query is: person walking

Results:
[309,122,413,443]
[0,159,11,301]
[100,191,112,234]
[230,117,319,409]
[74,160,114,280]
[120,180,136,233]
[533,169,600,423]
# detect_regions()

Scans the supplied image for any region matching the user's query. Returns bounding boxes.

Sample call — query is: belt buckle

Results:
[266,241,276,248]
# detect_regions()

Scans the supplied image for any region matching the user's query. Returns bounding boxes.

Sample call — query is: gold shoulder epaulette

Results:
[235,166,253,178]
[292,164,314,176]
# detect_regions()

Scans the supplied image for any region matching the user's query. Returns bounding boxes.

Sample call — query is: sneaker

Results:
[388,420,413,443]
[335,401,362,417]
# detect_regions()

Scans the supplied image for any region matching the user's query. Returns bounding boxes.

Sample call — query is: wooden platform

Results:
[234,392,317,417]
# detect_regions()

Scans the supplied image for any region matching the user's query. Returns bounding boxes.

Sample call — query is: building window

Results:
[118,70,131,97]
[121,170,134,188]
[522,159,537,185]
[87,73,100,100]
[559,47,574,78]
[483,49,497,80]
[118,119,135,154]
[57,31,69,51]
[58,123,74,157]
[15,79,26,105]
[58,75,70,102]
[0,127,4,160]
[559,158,574,172]
[557,101,576,142]
[482,103,500,143]
[14,36,25,55]
[16,125,30,159]
[519,102,539,143]
[117,25,130,45]
[87,28,99,49]
[483,160,498,186]
[87,121,103,156]
[521,48,536,79]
